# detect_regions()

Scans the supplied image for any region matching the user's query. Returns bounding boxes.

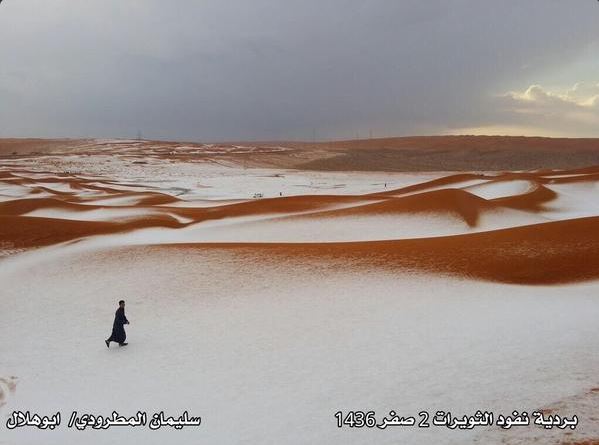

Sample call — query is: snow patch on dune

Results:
[542,182,599,220]
[79,194,158,207]
[23,207,186,223]
[465,180,535,200]
[392,179,488,197]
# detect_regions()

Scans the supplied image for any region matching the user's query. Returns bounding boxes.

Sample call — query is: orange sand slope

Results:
[2,158,599,284]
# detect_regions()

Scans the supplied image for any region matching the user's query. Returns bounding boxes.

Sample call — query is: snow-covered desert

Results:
[1,137,599,445]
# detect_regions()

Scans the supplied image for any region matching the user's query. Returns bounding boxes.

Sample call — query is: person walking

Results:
[105,300,130,347]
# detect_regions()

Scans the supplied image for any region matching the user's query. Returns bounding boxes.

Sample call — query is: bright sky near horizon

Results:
[0,0,598,141]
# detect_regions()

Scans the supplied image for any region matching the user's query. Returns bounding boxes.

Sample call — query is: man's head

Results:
[119,300,125,308]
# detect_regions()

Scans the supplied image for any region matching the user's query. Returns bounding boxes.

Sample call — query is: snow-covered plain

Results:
[1,153,442,200]
[1,245,598,445]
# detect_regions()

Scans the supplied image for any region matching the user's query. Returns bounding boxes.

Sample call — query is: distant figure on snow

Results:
[105,300,130,348]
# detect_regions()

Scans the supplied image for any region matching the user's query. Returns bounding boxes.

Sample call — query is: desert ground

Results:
[1,136,599,445]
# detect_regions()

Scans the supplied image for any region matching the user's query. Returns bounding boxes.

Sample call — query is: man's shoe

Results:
[119,342,128,347]
[105,339,110,348]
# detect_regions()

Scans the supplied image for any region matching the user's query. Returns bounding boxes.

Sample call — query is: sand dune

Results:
[2,153,599,284]
[172,215,599,284]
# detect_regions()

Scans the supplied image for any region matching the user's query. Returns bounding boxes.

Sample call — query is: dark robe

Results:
[107,307,129,344]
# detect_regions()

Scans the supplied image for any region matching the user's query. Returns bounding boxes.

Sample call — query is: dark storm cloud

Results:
[1,0,598,140]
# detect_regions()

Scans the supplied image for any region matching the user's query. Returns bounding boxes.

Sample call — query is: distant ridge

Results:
[3,135,599,171]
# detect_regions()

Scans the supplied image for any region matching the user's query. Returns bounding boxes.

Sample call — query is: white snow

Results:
[0,183,39,199]
[143,209,541,243]
[541,182,599,220]
[22,207,190,224]
[390,179,489,197]
[464,180,535,200]
[28,182,79,194]
[1,154,444,200]
[79,195,159,207]
[0,245,598,445]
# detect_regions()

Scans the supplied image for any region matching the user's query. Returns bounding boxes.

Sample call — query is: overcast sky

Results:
[1,0,598,141]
